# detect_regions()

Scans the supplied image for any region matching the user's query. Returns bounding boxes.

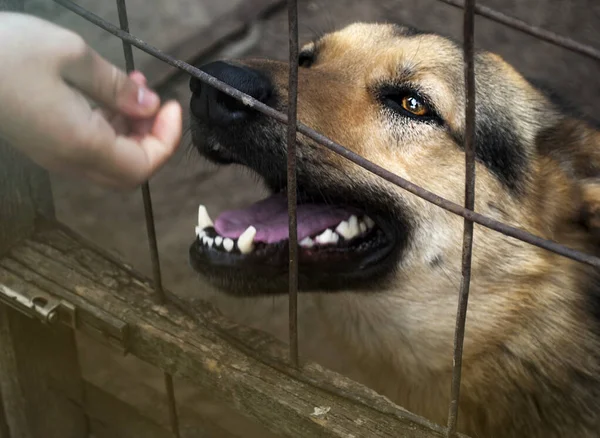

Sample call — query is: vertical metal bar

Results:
[115,1,181,437]
[115,0,166,305]
[286,0,300,368]
[447,0,476,435]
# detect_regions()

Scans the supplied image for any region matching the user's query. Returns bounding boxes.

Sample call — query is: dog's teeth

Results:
[335,220,351,239]
[365,216,375,229]
[359,222,367,233]
[348,215,360,237]
[215,236,223,246]
[330,232,340,244]
[202,235,210,245]
[197,205,214,230]
[336,216,361,240]
[315,229,339,245]
[237,226,256,254]
[223,238,234,252]
[207,237,214,248]
[299,237,314,248]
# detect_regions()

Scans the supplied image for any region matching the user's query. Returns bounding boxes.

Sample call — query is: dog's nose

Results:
[189,61,273,126]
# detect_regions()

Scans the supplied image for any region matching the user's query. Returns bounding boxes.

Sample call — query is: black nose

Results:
[189,61,273,126]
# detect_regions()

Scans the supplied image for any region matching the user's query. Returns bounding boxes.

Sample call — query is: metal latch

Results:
[0,284,76,327]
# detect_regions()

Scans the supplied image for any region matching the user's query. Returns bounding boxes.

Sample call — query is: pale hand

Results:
[0,12,183,189]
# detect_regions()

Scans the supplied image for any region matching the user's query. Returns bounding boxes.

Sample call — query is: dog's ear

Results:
[537,118,600,242]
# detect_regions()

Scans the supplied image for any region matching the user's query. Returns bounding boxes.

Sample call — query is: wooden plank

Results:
[78,334,239,438]
[84,381,172,438]
[0,221,463,438]
[0,304,88,438]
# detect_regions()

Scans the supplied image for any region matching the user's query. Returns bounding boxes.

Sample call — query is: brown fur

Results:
[192,23,600,437]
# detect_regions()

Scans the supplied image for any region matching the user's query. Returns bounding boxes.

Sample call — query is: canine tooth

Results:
[299,237,314,248]
[215,236,223,246]
[237,226,256,254]
[365,216,375,229]
[197,205,213,229]
[202,235,210,245]
[359,222,367,233]
[207,237,214,248]
[223,238,234,252]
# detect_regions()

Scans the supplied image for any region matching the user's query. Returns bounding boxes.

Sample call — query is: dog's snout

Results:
[189,61,273,126]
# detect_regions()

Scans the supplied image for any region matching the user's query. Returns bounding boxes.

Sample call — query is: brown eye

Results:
[401,95,428,116]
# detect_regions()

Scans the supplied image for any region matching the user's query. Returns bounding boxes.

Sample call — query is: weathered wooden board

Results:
[0,220,465,438]
[0,305,88,438]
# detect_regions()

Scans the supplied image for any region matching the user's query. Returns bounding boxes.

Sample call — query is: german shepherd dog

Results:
[188,23,600,437]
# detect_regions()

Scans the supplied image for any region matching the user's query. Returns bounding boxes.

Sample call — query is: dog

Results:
[188,22,600,437]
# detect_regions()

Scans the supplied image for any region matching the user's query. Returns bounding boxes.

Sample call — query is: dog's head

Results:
[188,22,600,360]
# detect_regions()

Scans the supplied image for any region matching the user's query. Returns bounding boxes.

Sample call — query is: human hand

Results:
[0,12,183,189]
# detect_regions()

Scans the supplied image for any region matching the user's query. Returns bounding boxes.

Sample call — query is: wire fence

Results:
[45,0,600,436]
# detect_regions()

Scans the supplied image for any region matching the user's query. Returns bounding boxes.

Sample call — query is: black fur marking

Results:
[450,112,528,195]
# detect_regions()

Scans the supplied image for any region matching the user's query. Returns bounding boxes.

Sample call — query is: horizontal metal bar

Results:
[52,0,600,269]
[437,0,600,62]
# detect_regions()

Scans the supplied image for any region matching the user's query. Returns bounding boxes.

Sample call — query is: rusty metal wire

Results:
[51,0,600,270]
[114,0,181,436]
[447,1,476,434]
[438,0,600,62]
[286,0,300,368]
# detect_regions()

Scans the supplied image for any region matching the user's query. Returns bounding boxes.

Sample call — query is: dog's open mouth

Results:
[189,183,399,293]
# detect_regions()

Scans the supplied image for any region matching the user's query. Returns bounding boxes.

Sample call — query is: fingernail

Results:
[137,86,159,108]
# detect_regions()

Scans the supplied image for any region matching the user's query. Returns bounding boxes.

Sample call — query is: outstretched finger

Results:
[62,45,160,119]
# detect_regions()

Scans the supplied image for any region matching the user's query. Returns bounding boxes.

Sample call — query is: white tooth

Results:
[359,222,367,233]
[365,216,375,229]
[316,229,337,245]
[215,236,223,246]
[223,238,234,252]
[207,237,214,248]
[299,237,314,248]
[348,215,360,237]
[335,220,351,239]
[202,235,210,245]
[237,226,256,254]
[315,229,331,244]
[197,205,213,230]
[330,232,340,244]
[337,216,361,240]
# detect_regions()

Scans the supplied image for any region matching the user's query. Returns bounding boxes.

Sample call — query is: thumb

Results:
[62,45,160,118]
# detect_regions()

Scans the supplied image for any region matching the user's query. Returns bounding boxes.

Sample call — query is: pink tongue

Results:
[214,193,356,244]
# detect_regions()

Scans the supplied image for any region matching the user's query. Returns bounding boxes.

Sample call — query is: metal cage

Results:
[1,0,599,437]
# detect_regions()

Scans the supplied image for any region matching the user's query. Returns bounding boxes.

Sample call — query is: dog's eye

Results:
[299,51,315,68]
[380,89,439,122]
[401,96,428,116]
